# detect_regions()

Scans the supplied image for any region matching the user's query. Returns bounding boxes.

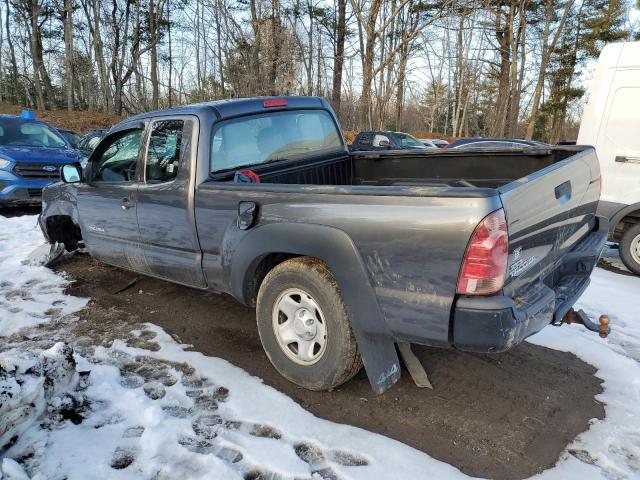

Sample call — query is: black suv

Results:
[351,131,429,151]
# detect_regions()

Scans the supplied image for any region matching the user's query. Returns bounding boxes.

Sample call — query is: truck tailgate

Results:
[498,147,602,306]
[453,147,606,354]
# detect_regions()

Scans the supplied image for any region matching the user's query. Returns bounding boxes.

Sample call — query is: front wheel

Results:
[620,224,640,275]
[256,257,362,391]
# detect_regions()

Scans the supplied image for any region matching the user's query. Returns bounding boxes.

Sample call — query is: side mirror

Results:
[378,139,391,149]
[61,164,82,183]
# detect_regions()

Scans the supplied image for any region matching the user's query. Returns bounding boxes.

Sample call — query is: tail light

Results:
[263,99,288,108]
[456,208,508,295]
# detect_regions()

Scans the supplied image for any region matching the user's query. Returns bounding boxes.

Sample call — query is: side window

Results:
[146,120,184,183]
[93,130,142,183]
[372,134,390,147]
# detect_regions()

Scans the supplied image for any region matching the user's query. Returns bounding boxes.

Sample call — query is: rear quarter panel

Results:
[195,184,501,346]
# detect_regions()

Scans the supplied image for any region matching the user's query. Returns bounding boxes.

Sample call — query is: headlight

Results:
[0,158,11,169]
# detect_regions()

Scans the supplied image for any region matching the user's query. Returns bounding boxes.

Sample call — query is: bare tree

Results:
[524,0,573,139]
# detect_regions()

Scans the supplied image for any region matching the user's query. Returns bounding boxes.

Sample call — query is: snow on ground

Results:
[0,214,639,480]
[0,216,86,336]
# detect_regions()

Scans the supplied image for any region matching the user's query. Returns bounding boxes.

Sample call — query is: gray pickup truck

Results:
[39,96,607,394]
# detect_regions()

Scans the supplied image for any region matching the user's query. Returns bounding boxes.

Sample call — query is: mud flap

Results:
[356,334,401,394]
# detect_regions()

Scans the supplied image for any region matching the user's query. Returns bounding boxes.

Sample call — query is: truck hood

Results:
[0,145,78,163]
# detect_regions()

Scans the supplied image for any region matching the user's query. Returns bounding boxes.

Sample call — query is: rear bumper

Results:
[452,216,609,353]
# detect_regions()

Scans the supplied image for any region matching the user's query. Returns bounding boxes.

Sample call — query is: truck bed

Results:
[211,147,580,190]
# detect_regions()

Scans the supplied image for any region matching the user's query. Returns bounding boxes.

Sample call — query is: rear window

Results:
[210,110,343,173]
[0,120,67,149]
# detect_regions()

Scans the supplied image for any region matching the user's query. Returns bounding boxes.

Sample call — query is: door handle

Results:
[121,197,135,210]
[615,155,640,164]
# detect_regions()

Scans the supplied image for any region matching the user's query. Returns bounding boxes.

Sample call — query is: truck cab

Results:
[0,111,79,206]
[577,41,640,274]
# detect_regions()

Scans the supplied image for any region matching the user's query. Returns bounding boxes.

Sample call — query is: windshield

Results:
[0,120,68,149]
[394,133,426,148]
[211,109,343,173]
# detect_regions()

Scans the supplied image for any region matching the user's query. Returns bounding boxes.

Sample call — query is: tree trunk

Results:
[269,0,281,95]
[355,0,382,129]
[149,0,159,110]
[4,0,18,102]
[306,0,314,96]
[491,3,515,138]
[249,0,261,94]
[63,0,74,110]
[167,0,173,105]
[394,43,408,130]
[27,0,45,110]
[214,0,224,96]
[331,0,346,113]
[525,0,573,139]
[0,3,3,102]
[507,2,527,137]
[82,0,112,112]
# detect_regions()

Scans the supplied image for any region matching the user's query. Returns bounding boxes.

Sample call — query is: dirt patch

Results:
[55,254,605,480]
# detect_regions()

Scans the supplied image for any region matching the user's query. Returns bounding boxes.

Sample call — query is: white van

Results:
[577,41,640,274]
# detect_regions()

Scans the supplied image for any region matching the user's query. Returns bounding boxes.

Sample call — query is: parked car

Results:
[351,131,429,151]
[76,129,106,166]
[58,129,81,148]
[40,96,606,394]
[77,130,105,155]
[418,138,449,148]
[0,111,80,206]
[446,138,548,149]
[577,41,640,275]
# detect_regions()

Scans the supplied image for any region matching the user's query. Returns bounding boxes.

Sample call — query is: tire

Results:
[256,257,363,391]
[620,223,640,275]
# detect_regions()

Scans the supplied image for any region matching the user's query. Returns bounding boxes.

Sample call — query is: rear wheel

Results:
[620,223,640,275]
[256,257,362,390]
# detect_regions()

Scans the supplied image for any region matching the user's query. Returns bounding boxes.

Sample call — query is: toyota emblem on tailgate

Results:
[42,165,57,172]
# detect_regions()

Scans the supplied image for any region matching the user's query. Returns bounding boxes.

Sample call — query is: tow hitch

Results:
[561,308,610,338]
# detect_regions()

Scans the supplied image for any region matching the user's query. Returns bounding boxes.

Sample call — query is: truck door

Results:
[596,68,640,208]
[76,127,146,271]
[135,116,207,288]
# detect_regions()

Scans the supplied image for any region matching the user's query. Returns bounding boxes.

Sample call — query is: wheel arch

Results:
[229,222,401,394]
[43,214,83,251]
[610,202,640,242]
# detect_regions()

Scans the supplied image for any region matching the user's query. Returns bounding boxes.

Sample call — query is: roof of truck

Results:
[121,96,332,126]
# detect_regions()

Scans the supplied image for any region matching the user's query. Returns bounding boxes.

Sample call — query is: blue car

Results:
[0,112,79,207]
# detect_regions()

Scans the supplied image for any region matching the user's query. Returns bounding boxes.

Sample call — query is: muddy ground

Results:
[50,253,605,480]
